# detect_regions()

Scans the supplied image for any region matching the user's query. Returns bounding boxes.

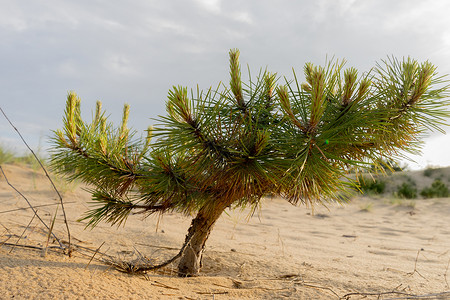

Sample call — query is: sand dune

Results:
[1,163,449,299]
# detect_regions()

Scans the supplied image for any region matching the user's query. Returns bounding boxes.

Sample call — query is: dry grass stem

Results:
[9,213,36,254]
[445,258,450,289]
[84,241,105,270]
[42,207,58,258]
[277,228,285,256]
[134,242,179,251]
[0,228,12,247]
[151,280,179,290]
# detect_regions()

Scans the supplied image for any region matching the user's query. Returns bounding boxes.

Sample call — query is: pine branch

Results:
[229,48,245,108]
[79,190,149,228]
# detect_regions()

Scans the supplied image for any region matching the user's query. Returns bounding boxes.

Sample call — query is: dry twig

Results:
[342,291,450,299]
[407,249,428,281]
[2,242,65,253]
[102,230,196,274]
[195,290,228,295]
[0,202,75,215]
[295,281,340,299]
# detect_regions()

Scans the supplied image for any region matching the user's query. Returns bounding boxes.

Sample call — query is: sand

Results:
[1,163,449,299]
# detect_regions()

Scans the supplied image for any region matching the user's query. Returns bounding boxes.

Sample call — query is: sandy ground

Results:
[1,163,449,299]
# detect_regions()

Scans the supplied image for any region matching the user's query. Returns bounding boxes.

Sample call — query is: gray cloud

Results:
[1,0,449,168]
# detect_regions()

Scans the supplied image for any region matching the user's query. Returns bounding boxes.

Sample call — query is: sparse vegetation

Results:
[420,179,449,198]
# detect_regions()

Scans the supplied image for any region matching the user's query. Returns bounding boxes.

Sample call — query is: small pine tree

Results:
[50,49,449,276]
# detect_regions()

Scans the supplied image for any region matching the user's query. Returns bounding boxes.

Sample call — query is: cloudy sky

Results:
[1,0,450,169]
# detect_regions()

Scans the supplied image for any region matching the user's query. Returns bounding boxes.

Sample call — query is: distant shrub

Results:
[423,167,435,177]
[0,146,15,164]
[420,179,449,198]
[358,176,386,194]
[396,180,417,199]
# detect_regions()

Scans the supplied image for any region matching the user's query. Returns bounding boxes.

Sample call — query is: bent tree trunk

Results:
[177,200,230,276]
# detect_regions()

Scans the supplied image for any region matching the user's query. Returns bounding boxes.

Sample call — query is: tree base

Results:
[177,201,230,276]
